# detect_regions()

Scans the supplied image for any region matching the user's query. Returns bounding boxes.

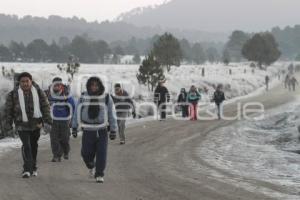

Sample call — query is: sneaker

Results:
[120,140,125,145]
[95,176,104,183]
[51,157,61,162]
[22,171,31,178]
[63,154,69,160]
[32,171,38,177]
[89,168,95,178]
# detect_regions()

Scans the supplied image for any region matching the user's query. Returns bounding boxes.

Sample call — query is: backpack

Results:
[49,94,71,115]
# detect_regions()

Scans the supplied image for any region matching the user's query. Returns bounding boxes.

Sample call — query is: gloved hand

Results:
[43,123,52,133]
[37,123,43,129]
[109,131,117,140]
[72,128,78,138]
[132,111,136,119]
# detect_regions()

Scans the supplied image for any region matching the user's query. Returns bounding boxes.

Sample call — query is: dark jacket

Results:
[111,90,135,113]
[4,82,52,131]
[213,90,225,104]
[177,91,188,103]
[154,85,170,105]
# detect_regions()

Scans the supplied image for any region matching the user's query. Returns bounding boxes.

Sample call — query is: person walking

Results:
[290,76,298,91]
[177,88,188,118]
[111,83,136,145]
[72,76,117,183]
[154,80,170,121]
[48,77,76,162]
[3,72,52,178]
[284,74,290,89]
[212,84,226,120]
[265,75,270,91]
[187,85,201,121]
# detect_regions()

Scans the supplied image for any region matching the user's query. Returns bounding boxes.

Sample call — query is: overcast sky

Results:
[0,0,168,21]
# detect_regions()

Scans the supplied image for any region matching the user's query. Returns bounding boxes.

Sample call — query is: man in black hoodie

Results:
[212,84,225,120]
[265,75,270,91]
[154,80,170,120]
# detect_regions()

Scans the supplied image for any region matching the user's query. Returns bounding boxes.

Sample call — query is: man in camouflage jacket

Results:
[4,72,52,178]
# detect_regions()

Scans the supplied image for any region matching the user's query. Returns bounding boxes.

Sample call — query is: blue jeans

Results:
[81,129,108,177]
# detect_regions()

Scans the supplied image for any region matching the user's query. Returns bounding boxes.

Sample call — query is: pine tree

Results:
[222,49,231,65]
[192,43,206,64]
[136,53,165,91]
[152,33,182,72]
[242,33,281,68]
[225,30,249,62]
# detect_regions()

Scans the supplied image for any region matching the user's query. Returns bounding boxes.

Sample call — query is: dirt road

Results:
[0,80,298,200]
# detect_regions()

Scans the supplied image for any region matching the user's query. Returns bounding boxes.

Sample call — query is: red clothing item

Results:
[189,103,198,120]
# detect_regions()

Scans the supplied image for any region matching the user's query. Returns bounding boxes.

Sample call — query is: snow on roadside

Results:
[197,96,300,199]
[0,76,13,105]
[1,62,284,101]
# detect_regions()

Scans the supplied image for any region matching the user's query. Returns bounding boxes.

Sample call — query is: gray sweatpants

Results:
[50,120,71,158]
[117,112,128,142]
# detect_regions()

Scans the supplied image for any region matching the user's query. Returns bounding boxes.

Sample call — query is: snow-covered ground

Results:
[0,62,288,157]
[0,62,284,101]
[198,96,300,199]
[0,77,13,106]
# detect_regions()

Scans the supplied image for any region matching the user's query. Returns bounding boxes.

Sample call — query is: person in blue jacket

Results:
[48,77,75,162]
[187,85,201,120]
[72,76,117,183]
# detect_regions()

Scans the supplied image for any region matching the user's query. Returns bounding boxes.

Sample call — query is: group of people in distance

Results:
[284,74,298,91]
[154,80,226,121]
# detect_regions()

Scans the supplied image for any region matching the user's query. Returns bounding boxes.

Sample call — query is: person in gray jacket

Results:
[72,76,117,183]
[111,83,136,145]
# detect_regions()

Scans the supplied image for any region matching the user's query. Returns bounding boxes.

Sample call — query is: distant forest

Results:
[0,14,300,63]
[0,14,227,45]
[0,34,223,64]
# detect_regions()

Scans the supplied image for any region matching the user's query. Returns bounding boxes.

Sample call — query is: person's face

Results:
[90,81,99,93]
[53,83,62,93]
[19,77,32,92]
[115,87,121,94]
